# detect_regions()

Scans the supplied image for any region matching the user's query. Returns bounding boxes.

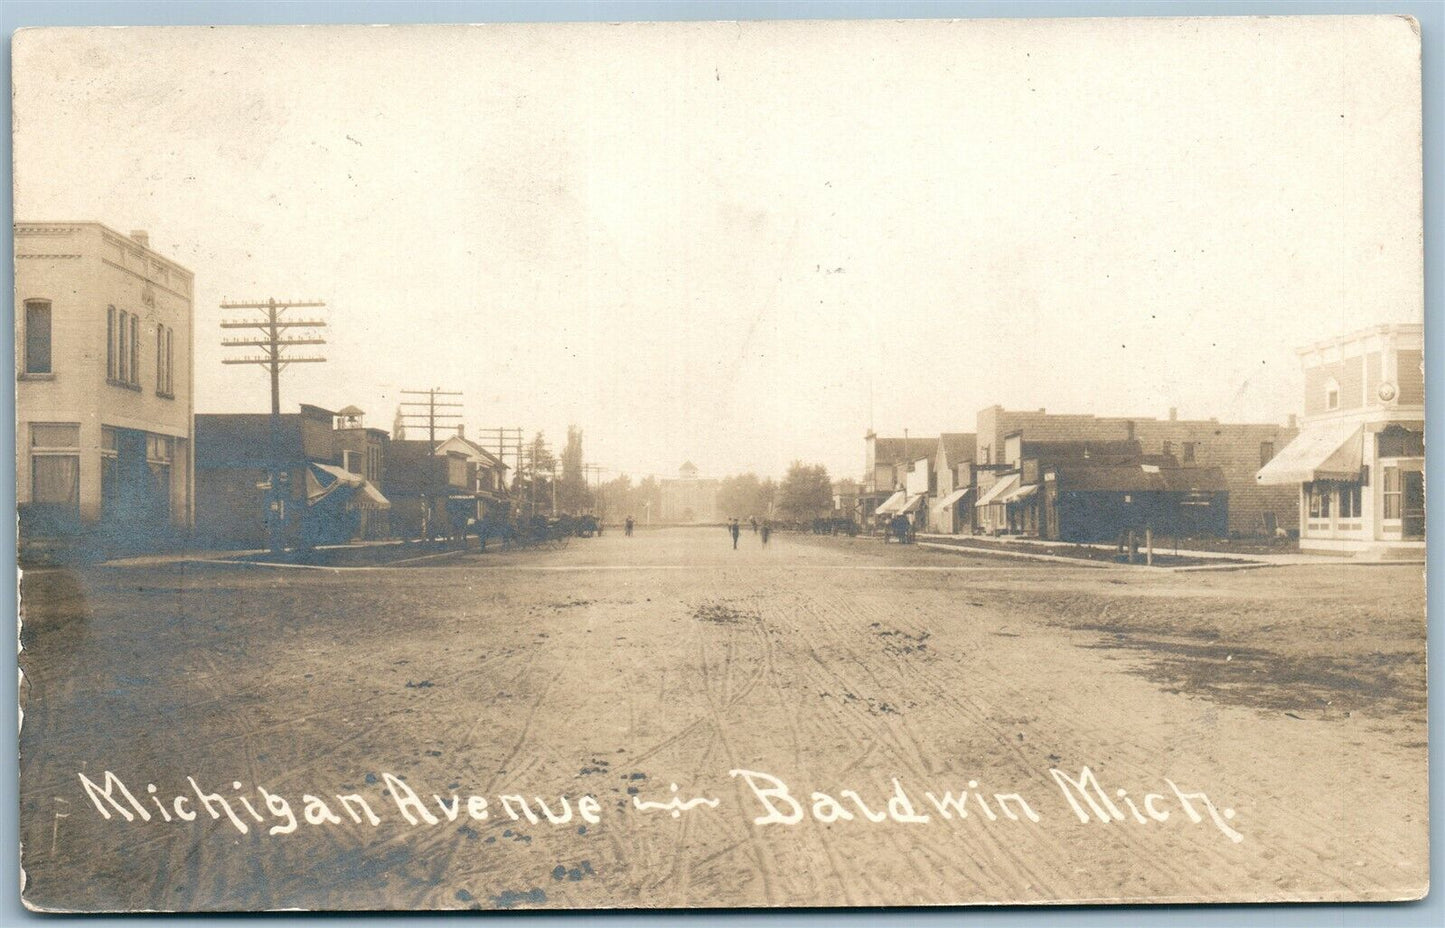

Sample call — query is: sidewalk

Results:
[914,533,1424,570]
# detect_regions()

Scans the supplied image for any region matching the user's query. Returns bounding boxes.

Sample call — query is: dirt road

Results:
[18,527,1428,910]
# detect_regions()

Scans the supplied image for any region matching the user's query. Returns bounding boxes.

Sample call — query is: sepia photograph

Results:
[10,11,1429,913]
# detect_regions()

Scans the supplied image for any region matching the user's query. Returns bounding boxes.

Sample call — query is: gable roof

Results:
[432,434,508,470]
[937,432,976,464]
[872,436,937,466]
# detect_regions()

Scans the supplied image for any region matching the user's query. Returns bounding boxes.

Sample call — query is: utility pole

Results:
[220,298,327,555]
[398,388,463,452]
[583,463,605,521]
[398,389,463,539]
[477,427,524,492]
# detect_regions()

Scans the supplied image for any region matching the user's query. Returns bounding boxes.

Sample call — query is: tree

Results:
[559,425,592,514]
[777,461,832,522]
[717,473,772,520]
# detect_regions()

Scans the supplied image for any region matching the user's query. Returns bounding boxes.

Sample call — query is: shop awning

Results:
[875,490,908,516]
[1256,421,1364,485]
[975,473,1020,508]
[900,493,927,514]
[352,480,391,510]
[307,462,390,510]
[934,487,972,509]
[1001,483,1039,503]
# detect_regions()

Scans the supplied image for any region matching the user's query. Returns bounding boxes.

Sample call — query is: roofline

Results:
[15,219,196,278]
[1294,323,1424,356]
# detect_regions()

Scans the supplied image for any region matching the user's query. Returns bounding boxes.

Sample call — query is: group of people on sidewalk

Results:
[728,517,771,549]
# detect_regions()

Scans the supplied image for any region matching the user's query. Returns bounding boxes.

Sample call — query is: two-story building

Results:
[1257,324,1424,556]
[975,405,1297,537]
[927,432,976,533]
[16,222,194,552]
[660,461,721,523]
[195,403,391,548]
[861,432,937,525]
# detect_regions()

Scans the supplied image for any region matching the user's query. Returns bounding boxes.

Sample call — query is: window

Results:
[155,325,174,396]
[30,423,80,512]
[117,311,129,383]
[1260,441,1275,466]
[1162,440,1174,457]
[146,435,172,523]
[343,450,363,474]
[1182,442,1197,464]
[107,307,117,380]
[24,300,52,374]
[165,327,173,393]
[101,427,119,520]
[1318,484,1331,517]
[1377,426,1424,459]
[1383,466,1402,519]
[1339,483,1362,519]
[130,314,139,386]
[1325,377,1340,411]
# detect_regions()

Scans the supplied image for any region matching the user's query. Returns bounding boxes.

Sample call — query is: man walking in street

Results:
[729,518,741,549]
[760,521,771,546]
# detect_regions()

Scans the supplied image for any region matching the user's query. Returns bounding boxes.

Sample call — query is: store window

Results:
[1338,483,1362,520]
[30,423,81,512]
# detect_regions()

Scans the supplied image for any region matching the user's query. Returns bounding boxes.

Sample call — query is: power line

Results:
[219,297,327,555]
[397,388,463,452]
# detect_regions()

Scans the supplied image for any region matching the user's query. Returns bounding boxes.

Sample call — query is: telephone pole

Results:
[220,298,327,555]
[477,427,525,490]
[398,388,463,452]
[398,389,462,539]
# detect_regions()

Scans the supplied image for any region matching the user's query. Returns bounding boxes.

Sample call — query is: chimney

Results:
[1125,420,1136,440]
[129,230,150,249]
[1169,407,1178,421]
[456,424,466,439]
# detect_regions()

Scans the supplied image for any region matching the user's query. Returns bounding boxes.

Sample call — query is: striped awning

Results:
[1256,421,1363,485]
[975,473,1020,508]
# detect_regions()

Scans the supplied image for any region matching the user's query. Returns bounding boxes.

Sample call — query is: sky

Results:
[12,16,1423,482]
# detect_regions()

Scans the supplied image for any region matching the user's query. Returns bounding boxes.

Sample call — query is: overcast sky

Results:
[13,16,1422,481]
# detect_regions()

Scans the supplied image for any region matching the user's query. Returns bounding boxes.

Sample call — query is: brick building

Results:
[195,404,390,548]
[974,405,1297,537]
[16,222,193,550]
[1257,324,1424,556]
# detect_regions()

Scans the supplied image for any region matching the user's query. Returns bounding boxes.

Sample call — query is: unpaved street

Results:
[18,527,1428,910]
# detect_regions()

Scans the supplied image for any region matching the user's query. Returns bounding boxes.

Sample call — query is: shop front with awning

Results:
[304,462,391,545]
[975,473,1020,535]
[1256,416,1422,552]
[1256,420,1366,546]
[929,486,972,534]
[874,489,908,520]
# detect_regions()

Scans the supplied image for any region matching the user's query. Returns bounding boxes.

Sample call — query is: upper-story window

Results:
[1182,442,1197,464]
[1260,441,1275,466]
[155,324,174,397]
[110,309,141,389]
[23,300,52,375]
[1325,377,1340,411]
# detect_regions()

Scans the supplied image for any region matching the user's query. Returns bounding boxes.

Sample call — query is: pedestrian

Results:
[729,518,741,550]
[750,517,758,534]
[760,521,771,546]
[625,516,634,537]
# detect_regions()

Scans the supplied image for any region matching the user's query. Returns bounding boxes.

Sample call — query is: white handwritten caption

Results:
[75,766,1242,843]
